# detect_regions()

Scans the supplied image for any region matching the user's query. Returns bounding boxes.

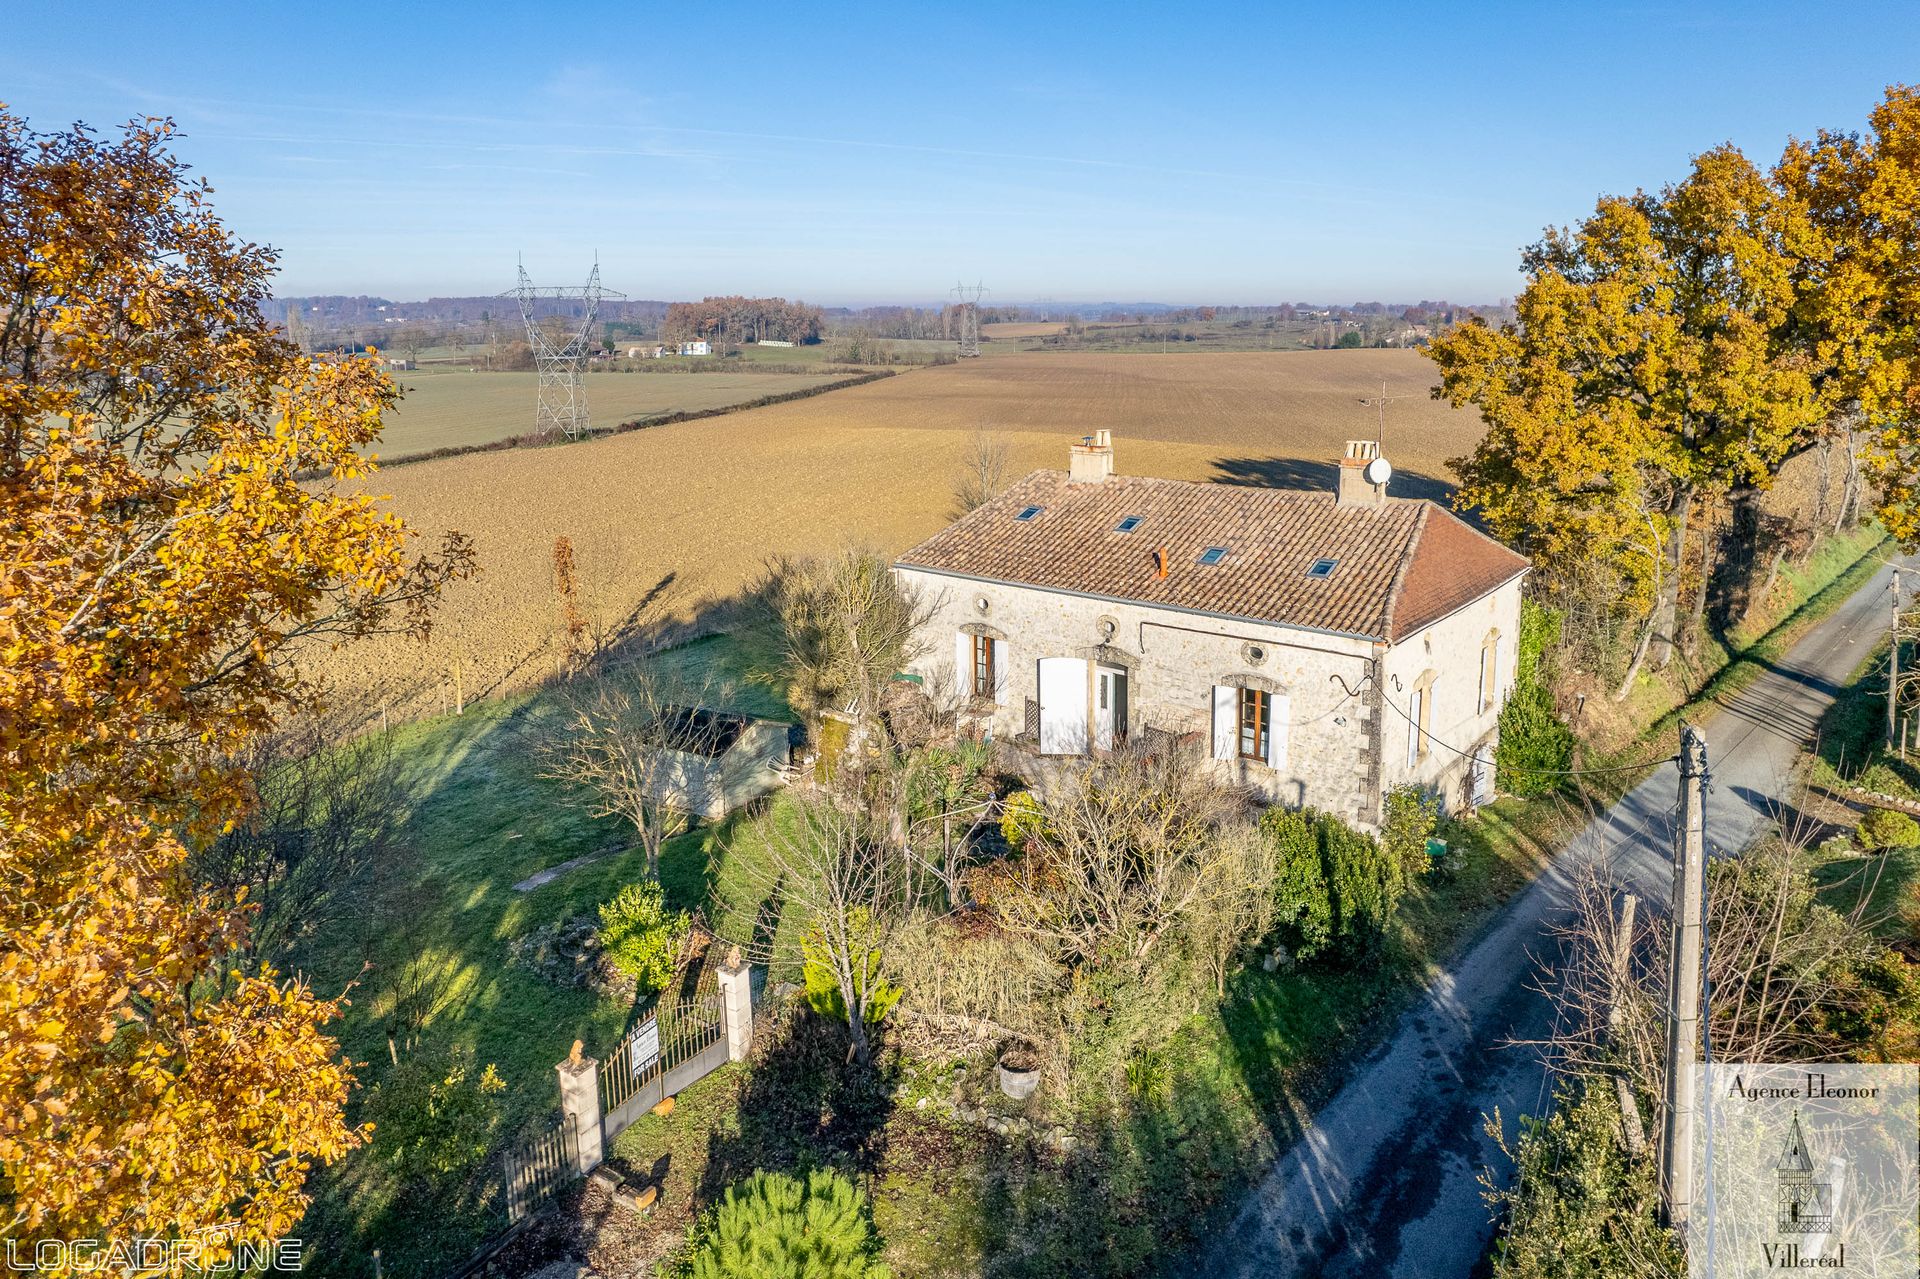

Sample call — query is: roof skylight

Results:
[1307,557,1338,579]
[1114,515,1143,533]
[1198,546,1229,566]
[1015,505,1043,521]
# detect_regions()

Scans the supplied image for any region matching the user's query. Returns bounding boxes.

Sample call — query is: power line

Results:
[1373,684,1681,778]
[500,259,626,440]
[951,280,987,358]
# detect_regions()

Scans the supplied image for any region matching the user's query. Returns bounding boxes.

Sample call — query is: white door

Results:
[1472,748,1494,805]
[1038,657,1089,755]
[1095,666,1127,750]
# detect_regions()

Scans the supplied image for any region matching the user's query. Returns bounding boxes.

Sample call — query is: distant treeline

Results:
[273,294,671,328]
[661,296,825,345]
[834,303,1035,340]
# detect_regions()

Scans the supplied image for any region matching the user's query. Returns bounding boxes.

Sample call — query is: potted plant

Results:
[996,1045,1041,1101]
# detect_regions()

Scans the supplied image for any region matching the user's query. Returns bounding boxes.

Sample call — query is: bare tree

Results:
[980,745,1251,971]
[540,654,732,878]
[1530,831,1908,1106]
[952,431,1011,515]
[748,790,903,1066]
[192,699,405,962]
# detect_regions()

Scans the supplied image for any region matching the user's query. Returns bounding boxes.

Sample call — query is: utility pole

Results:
[1890,568,1903,748]
[1662,722,1709,1234]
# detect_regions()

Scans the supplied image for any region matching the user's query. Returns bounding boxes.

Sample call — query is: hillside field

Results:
[375,368,845,457]
[312,348,1486,712]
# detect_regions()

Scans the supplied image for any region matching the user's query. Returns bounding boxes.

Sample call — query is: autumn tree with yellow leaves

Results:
[0,111,472,1260]
[1428,86,1920,693]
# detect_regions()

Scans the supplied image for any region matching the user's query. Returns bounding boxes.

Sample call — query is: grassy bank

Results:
[293,634,789,1274]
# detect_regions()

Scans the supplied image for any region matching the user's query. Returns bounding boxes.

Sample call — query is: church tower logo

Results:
[1774,1109,1833,1235]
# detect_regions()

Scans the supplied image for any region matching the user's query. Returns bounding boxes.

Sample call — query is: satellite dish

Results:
[1364,456,1393,487]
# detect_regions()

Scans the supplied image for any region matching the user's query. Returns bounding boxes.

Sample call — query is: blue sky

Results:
[7,3,1917,305]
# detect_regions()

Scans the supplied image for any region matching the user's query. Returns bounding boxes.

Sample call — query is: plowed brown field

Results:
[316,349,1487,713]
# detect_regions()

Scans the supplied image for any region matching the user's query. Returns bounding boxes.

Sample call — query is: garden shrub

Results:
[801,907,903,1027]
[1859,807,1920,851]
[687,1167,890,1279]
[999,789,1047,849]
[1380,784,1441,880]
[1485,1078,1680,1277]
[1318,813,1402,958]
[1258,807,1403,962]
[597,880,688,996]
[1261,808,1331,959]
[362,1048,506,1193]
[1496,600,1575,797]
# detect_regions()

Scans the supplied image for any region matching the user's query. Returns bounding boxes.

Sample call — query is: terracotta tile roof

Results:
[895,470,1529,643]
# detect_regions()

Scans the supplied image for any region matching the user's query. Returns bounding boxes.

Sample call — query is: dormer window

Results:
[1015,505,1043,521]
[1114,515,1143,533]
[1198,546,1229,566]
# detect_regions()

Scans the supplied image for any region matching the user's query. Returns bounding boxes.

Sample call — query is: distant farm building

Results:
[757,339,795,348]
[678,340,712,357]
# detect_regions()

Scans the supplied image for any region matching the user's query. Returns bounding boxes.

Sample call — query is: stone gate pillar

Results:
[555,1039,604,1174]
[716,946,754,1062]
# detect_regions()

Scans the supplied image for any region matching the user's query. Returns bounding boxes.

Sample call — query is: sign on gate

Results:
[629,1018,660,1074]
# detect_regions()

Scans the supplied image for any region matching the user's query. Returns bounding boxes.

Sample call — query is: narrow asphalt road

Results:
[1204,552,1915,1279]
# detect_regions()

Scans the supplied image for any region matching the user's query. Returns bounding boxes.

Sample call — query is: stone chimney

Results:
[1336,439,1389,507]
[1069,429,1114,484]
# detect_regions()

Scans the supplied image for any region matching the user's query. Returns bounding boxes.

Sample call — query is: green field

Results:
[376,368,845,457]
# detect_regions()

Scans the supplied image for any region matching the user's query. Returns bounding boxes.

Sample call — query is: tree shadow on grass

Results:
[949,1031,1298,1279]
[694,1007,900,1205]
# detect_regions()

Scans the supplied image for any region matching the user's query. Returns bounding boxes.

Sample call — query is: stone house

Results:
[892,432,1530,829]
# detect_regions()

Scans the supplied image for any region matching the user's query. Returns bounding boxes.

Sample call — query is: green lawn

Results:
[292,632,792,1274]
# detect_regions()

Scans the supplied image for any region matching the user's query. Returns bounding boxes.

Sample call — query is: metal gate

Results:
[503,1113,579,1223]
[598,992,728,1146]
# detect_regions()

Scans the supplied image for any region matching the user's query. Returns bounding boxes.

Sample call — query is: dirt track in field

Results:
[310,349,1486,714]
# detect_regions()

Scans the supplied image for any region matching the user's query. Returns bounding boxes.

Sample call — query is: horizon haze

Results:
[7,4,1919,305]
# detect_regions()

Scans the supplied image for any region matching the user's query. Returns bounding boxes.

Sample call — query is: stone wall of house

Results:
[1377,576,1525,810]
[896,567,1386,829]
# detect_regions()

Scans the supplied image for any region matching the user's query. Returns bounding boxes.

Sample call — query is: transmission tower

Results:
[502,260,626,439]
[952,280,988,358]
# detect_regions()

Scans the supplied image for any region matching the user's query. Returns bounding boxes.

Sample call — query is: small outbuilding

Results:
[641,706,789,820]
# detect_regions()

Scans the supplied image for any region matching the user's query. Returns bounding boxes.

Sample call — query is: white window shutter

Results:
[1211,685,1236,761]
[1407,690,1423,769]
[1266,693,1289,770]
[954,632,971,700]
[1493,636,1505,709]
[993,641,1010,706]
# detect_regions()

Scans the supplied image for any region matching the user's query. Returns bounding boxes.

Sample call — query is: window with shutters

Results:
[1407,671,1436,768]
[1479,630,1500,713]
[1238,687,1270,762]
[971,634,996,699]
